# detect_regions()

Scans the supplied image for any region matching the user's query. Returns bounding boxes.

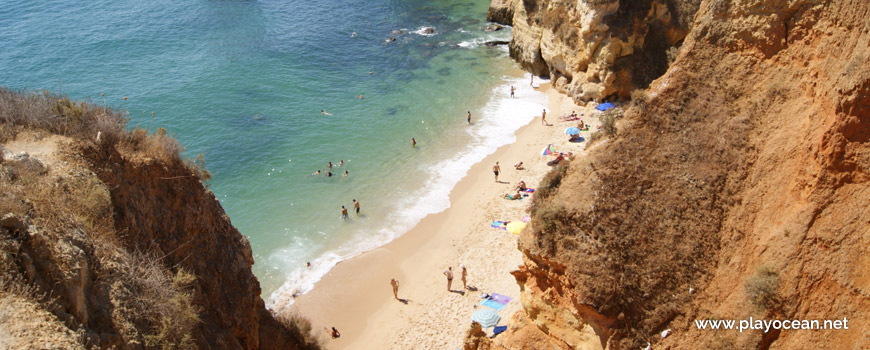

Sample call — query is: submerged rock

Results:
[484,40,510,47]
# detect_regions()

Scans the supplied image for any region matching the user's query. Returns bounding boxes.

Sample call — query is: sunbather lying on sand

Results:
[504,193,522,200]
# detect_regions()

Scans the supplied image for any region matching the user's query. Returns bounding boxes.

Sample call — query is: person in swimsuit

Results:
[467,111,471,124]
[510,86,516,98]
[541,109,547,125]
[326,327,340,338]
[412,137,416,147]
[341,206,348,220]
[353,199,360,215]
[460,264,468,290]
[443,266,453,291]
[390,278,400,299]
[493,162,501,182]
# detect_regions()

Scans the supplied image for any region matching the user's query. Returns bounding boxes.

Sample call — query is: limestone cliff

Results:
[491,0,870,348]
[0,90,319,349]
[493,0,701,102]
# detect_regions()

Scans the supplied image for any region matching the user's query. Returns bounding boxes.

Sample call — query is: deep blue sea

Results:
[0,0,547,306]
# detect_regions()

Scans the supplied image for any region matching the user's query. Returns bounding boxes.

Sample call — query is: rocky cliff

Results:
[487,0,870,349]
[0,90,319,349]
[492,0,701,102]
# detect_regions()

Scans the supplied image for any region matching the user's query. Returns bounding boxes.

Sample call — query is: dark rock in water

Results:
[419,27,435,35]
[484,40,510,47]
[484,24,504,32]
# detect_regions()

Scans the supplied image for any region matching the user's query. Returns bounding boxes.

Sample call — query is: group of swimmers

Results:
[310,160,349,178]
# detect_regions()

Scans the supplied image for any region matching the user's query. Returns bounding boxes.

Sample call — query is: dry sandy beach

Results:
[287,84,601,349]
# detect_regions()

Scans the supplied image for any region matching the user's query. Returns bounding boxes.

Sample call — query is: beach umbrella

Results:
[506,221,526,235]
[471,308,501,328]
[596,102,615,111]
[542,144,557,156]
[565,127,580,135]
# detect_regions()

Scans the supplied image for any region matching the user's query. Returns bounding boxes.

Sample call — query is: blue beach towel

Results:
[491,221,508,230]
[493,326,508,336]
[481,299,506,311]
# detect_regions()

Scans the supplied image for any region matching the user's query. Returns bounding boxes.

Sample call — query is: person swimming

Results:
[321,109,333,116]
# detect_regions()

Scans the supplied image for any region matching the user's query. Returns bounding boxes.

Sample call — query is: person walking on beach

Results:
[444,267,454,291]
[390,278,400,299]
[541,109,547,125]
[353,199,360,215]
[530,75,534,87]
[493,162,501,182]
[460,264,468,290]
[341,206,348,220]
[510,85,516,98]
[467,111,471,124]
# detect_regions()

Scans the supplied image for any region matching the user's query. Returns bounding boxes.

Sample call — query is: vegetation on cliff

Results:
[0,88,322,349]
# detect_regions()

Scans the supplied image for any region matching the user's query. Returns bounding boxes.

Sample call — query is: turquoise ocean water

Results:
[0,0,547,306]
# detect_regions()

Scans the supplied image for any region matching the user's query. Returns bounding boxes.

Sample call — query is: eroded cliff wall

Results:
[493,0,870,348]
[496,0,701,102]
[0,90,317,349]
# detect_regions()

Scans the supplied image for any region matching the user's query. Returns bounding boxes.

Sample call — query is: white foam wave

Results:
[269,74,549,309]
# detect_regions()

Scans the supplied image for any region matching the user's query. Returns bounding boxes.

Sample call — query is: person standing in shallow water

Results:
[467,111,471,124]
[411,137,416,147]
[341,206,348,220]
[353,199,360,215]
[510,85,516,98]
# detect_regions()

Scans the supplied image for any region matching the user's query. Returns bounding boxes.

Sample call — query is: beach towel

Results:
[481,299,506,311]
[521,216,531,222]
[491,220,508,230]
[490,293,513,305]
[493,326,508,336]
[523,188,535,193]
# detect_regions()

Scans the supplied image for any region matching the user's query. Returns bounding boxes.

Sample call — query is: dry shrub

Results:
[533,163,569,208]
[0,88,125,147]
[117,252,200,349]
[274,312,324,349]
[745,264,780,312]
[599,107,621,137]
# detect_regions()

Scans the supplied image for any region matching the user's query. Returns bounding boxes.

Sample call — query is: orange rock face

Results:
[488,0,870,348]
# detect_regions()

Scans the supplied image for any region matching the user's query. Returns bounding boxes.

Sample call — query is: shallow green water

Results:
[0,0,548,305]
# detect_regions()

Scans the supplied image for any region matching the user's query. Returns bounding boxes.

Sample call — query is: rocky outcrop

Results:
[493,0,870,348]
[0,92,319,349]
[486,0,516,26]
[501,0,701,102]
